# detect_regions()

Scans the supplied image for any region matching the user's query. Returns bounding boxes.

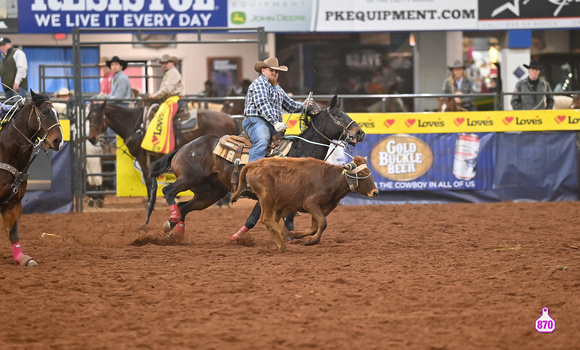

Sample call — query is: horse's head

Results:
[309,95,365,145]
[438,97,456,112]
[28,90,63,151]
[87,101,107,145]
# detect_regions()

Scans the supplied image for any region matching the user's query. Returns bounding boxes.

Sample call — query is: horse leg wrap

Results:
[231,225,249,241]
[174,221,185,235]
[11,243,24,264]
[169,204,181,223]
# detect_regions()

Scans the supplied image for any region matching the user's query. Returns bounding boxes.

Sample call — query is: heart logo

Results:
[454,118,465,126]
[384,119,395,127]
[555,115,566,124]
[287,120,297,128]
[405,119,416,127]
[152,134,159,145]
[502,116,514,125]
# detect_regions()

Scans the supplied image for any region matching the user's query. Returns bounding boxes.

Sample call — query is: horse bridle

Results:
[308,108,357,145]
[12,102,61,150]
[0,102,61,208]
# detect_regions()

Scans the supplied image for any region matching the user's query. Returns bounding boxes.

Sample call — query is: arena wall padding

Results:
[342,132,578,205]
[23,142,74,214]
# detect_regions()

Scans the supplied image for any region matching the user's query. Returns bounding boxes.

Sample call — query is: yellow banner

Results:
[116,138,193,197]
[141,96,179,153]
[60,119,70,141]
[284,109,580,134]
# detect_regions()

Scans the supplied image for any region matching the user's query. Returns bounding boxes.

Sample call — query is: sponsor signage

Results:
[313,0,478,32]
[228,0,312,32]
[292,109,580,135]
[19,0,228,34]
[479,0,580,30]
[360,133,496,191]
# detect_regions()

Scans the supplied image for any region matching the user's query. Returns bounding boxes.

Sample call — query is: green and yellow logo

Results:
[231,11,246,24]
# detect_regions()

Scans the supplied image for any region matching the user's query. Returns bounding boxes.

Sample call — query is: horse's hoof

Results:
[162,220,174,233]
[87,198,94,207]
[20,255,38,267]
[95,199,104,208]
[304,238,319,246]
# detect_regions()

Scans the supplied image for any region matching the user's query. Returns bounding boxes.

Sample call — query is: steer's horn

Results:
[342,162,355,171]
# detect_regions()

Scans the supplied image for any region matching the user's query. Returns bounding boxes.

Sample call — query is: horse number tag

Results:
[535,307,556,333]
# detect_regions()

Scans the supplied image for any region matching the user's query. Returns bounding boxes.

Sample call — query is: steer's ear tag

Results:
[535,307,556,333]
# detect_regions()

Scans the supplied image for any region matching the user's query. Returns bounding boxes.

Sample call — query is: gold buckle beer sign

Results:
[370,135,433,181]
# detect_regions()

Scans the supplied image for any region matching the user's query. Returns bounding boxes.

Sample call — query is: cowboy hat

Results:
[159,54,178,64]
[96,56,109,67]
[254,57,288,73]
[54,87,73,98]
[447,60,466,70]
[523,59,542,69]
[106,56,128,70]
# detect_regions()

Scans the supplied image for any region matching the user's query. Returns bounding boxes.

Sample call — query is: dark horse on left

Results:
[143,95,366,244]
[87,102,236,198]
[0,91,63,266]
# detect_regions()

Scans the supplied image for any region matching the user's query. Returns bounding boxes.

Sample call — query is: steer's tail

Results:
[142,149,180,228]
[230,164,250,204]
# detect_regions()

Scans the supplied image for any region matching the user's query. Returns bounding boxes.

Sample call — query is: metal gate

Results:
[70,27,266,212]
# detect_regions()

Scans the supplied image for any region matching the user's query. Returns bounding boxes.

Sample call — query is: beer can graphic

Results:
[453,133,479,180]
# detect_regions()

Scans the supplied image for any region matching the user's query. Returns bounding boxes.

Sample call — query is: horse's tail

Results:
[143,149,179,228]
[230,163,250,204]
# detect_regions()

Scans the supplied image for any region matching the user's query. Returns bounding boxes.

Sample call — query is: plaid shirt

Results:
[244,74,303,125]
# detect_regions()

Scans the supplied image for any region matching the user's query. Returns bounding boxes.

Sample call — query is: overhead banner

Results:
[479,0,580,30]
[19,0,228,33]
[313,0,478,32]
[285,109,580,135]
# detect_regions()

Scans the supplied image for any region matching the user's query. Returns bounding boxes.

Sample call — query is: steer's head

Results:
[343,156,379,198]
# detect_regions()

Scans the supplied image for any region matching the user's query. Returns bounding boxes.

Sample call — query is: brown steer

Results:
[231,156,379,252]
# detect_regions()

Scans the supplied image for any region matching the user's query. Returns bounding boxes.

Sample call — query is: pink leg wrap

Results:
[169,204,180,223]
[231,225,249,241]
[12,243,24,264]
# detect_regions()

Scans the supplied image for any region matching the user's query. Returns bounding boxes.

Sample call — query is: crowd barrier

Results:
[23,109,580,213]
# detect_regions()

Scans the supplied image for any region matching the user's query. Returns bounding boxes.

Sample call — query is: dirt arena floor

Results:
[1,197,579,349]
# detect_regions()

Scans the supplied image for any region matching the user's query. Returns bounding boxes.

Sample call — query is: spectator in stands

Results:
[511,59,554,110]
[0,37,28,101]
[442,60,476,111]
[201,80,218,98]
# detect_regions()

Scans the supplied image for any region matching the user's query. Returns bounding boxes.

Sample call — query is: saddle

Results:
[213,133,292,165]
[213,132,293,191]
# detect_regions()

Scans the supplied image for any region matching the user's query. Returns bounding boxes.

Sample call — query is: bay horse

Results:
[571,94,580,109]
[143,95,366,242]
[0,91,63,266]
[86,102,236,198]
[437,97,467,112]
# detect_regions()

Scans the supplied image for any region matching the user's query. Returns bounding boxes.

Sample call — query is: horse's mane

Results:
[31,92,51,107]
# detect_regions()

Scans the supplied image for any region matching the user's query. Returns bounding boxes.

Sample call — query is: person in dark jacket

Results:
[0,37,28,101]
[511,59,554,110]
[442,60,476,111]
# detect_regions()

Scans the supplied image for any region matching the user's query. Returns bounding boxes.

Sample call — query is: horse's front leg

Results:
[3,204,37,267]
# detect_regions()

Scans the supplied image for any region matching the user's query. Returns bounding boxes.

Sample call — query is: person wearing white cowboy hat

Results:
[149,54,183,101]
[511,59,554,110]
[242,57,314,163]
[101,56,132,107]
[441,59,476,111]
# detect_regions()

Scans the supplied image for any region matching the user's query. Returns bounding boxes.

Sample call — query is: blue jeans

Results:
[243,117,275,162]
[4,87,27,102]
